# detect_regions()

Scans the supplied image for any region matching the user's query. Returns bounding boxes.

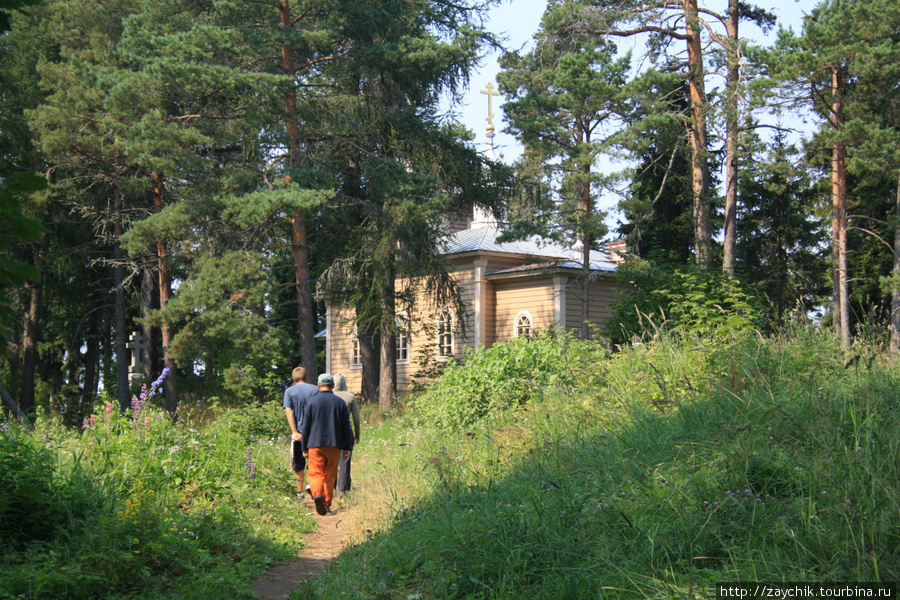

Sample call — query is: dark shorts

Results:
[290,440,306,472]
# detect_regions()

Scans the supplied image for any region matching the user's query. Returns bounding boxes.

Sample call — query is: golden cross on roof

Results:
[480,82,499,134]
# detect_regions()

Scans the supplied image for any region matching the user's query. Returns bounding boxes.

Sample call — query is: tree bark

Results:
[0,383,33,429]
[378,261,397,410]
[6,338,20,402]
[18,240,44,414]
[141,252,160,380]
[114,180,131,412]
[81,301,103,407]
[580,154,592,341]
[830,66,851,348]
[291,211,318,378]
[152,170,178,417]
[356,300,379,403]
[722,0,739,275]
[892,176,900,355]
[683,0,712,269]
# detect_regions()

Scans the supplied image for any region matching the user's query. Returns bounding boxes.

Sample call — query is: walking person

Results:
[333,373,361,495]
[301,373,355,515]
[283,366,319,498]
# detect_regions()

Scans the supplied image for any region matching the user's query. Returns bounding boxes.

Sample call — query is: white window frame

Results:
[436,306,454,360]
[396,312,410,365]
[350,327,362,369]
[514,310,534,339]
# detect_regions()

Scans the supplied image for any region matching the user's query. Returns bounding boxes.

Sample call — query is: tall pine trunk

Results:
[830,66,851,348]
[19,238,44,414]
[280,0,318,380]
[378,260,397,410]
[579,156,591,340]
[357,305,380,405]
[722,0,739,275]
[81,300,103,406]
[141,263,160,379]
[152,170,178,417]
[291,212,318,378]
[683,0,712,268]
[113,180,131,412]
[892,176,900,355]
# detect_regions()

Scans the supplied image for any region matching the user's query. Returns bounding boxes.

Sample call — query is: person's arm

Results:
[350,397,361,443]
[339,403,355,452]
[284,407,302,441]
[300,402,312,456]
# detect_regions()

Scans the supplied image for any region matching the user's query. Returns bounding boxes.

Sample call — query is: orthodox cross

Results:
[480,82,499,133]
[127,331,148,382]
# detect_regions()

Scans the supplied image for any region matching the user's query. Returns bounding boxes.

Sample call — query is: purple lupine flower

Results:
[245,448,256,479]
[148,368,170,397]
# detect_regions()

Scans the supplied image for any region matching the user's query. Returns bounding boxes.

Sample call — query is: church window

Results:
[515,311,533,338]
[436,307,454,359]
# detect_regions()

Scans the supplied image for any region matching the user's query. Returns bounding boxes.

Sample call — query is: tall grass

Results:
[302,328,899,599]
[0,396,313,599]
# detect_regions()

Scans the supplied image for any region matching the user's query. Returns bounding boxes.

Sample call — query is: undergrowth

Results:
[300,327,899,599]
[0,394,309,599]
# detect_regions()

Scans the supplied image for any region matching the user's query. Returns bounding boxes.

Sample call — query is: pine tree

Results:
[498,0,634,339]
[769,0,900,347]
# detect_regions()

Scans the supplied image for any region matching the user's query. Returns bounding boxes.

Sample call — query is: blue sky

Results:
[445,0,814,228]
[453,0,813,161]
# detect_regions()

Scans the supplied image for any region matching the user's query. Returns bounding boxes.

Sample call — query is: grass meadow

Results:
[2,326,898,599]
[302,328,899,599]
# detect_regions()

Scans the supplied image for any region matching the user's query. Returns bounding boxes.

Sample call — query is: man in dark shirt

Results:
[283,366,319,497]
[301,373,355,515]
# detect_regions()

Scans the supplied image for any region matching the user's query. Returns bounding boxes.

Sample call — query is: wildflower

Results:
[149,368,170,396]
[245,448,256,479]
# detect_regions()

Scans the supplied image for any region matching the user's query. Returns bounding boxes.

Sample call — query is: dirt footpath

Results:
[250,496,350,600]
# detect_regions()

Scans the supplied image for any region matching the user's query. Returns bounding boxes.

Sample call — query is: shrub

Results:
[607,259,759,345]
[410,328,609,429]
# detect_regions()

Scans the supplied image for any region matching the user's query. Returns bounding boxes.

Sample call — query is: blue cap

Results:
[317,373,334,385]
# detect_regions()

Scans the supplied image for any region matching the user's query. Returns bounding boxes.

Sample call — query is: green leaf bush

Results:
[607,259,760,345]
[410,328,610,429]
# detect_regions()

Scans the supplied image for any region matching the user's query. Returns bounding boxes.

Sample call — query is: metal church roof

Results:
[441,226,619,273]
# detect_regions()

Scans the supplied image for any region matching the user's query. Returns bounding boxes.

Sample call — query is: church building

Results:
[322,83,626,394]
[322,210,626,394]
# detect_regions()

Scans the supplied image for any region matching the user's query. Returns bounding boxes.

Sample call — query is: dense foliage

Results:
[411,329,609,429]
[605,259,760,346]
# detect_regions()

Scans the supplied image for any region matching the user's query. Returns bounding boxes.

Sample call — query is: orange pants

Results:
[306,447,342,507]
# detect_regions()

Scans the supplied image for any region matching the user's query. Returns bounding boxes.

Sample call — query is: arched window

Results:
[350,327,362,369]
[436,307,454,359]
[514,311,533,338]
[396,312,410,365]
